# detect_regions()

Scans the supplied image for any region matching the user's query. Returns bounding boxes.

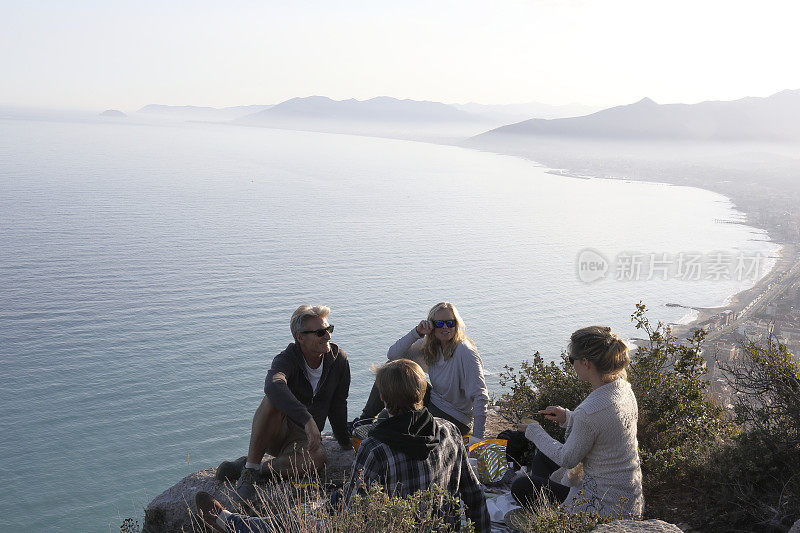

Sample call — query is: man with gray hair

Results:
[217,305,352,501]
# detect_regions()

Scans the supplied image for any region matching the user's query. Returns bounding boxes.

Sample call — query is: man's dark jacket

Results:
[264,342,350,447]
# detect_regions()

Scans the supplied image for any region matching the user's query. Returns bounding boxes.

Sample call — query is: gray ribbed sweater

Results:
[525,378,644,517]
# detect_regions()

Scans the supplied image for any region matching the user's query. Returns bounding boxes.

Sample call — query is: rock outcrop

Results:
[593,519,683,532]
[143,436,355,532]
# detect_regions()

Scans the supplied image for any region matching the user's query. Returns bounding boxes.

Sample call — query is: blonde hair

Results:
[375,359,427,415]
[290,305,330,340]
[421,302,472,366]
[569,325,629,381]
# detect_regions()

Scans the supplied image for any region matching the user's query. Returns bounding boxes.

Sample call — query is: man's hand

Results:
[305,418,322,452]
[416,320,433,337]
[538,405,567,425]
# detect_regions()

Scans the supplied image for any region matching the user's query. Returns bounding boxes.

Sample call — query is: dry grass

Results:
[187,455,474,533]
[504,487,638,533]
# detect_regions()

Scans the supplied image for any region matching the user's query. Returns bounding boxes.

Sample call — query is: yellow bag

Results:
[468,438,508,484]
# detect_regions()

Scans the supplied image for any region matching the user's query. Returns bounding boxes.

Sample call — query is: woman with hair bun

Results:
[358,302,489,440]
[513,326,643,517]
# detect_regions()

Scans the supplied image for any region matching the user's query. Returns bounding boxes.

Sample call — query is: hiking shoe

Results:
[195,491,226,533]
[232,467,260,503]
[215,456,247,483]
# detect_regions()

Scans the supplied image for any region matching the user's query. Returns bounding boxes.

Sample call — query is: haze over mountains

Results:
[129,91,800,145]
[470,89,800,143]
[231,95,501,142]
[454,101,598,122]
[126,96,599,142]
[237,96,480,124]
[134,96,591,125]
[462,89,800,208]
[6,91,799,147]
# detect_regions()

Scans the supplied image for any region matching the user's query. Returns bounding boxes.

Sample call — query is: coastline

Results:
[221,120,799,342]
[453,145,797,341]
[669,241,792,338]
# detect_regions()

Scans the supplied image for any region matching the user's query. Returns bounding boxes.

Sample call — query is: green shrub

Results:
[334,483,475,533]
[700,430,799,531]
[697,337,800,531]
[498,352,591,440]
[628,302,734,487]
[721,338,800,437]
[119,517,140,533]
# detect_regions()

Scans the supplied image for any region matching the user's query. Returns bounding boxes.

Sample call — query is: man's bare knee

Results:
[252,396,281,430]
[248,396,283,463]
[253,395,276,419]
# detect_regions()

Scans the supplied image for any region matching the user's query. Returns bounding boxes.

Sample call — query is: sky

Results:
[2,0,800,111]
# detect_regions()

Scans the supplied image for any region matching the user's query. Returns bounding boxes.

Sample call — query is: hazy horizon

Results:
[0,96,599,114]
[3,1,800,111]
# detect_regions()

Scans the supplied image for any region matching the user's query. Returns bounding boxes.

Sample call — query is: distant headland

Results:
[100,109,126,117]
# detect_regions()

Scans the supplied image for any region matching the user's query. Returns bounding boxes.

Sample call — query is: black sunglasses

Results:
[301,324,334,337]
[568,356,583,364]
[432,320,457,328]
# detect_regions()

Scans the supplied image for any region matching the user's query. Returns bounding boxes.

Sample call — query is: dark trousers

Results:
[359,381,471,435]
[511,449,570,507]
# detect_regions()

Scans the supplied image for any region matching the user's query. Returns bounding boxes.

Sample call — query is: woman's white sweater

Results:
[525,378,644,517]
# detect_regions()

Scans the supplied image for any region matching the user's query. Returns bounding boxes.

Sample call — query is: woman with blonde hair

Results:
[357,302,490,440]
[513,326,643,518]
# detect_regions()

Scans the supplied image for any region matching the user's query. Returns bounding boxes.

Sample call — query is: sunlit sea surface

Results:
[0,118,778,532]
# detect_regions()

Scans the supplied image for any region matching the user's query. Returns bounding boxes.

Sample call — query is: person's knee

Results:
[253,396,281,428]
[254,395,276,417]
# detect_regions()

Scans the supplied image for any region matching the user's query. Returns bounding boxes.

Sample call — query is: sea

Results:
[0,117,779,532]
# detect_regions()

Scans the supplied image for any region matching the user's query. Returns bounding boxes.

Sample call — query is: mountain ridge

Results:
[236,95,486,124]
[470,89,800,142]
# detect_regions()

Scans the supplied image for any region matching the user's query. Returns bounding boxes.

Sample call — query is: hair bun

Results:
[570,325,629,377]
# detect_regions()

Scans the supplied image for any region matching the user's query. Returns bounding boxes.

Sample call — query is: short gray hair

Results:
[290,305,331,340]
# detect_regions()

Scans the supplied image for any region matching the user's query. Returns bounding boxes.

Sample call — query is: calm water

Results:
[0,118,778,532]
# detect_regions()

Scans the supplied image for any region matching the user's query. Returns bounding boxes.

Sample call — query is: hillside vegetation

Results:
[498,303,800,532]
